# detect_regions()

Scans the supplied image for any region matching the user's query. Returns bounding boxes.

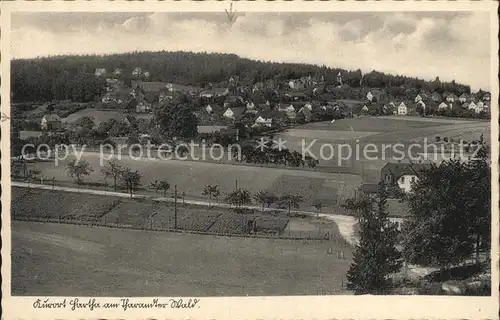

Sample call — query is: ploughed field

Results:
[11,187,290,235]
[12,220,353,296]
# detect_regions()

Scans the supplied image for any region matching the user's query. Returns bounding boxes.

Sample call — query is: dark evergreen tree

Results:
[346,182,402,294]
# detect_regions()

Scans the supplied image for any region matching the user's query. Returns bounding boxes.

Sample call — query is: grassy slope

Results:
[12,221,353,296]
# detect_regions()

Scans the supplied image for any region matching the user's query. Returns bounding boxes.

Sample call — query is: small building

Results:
[303,102,313,111]
[288,79,305,90]
[445,93,458,103]
[459,93,468,103]
[132,67,142,77]
[438,102,451,110]
[397,102,407,115]
[430,92,442,102]
[366,91,374,102]
[113,68,123,76]
[41,114,62,131]
[166,83,200,96]
[297,106,312,122]
[467,101,477,112]
[205,104,213,114]
[200,88,230,98]
[483,92,491,101]
[94,68,107,77]
[143,71,150,78]
[223,108,235,119]
[136,101,151,113]
[254,116,272,128]
[381,162,431,193]
[246,101,256,110]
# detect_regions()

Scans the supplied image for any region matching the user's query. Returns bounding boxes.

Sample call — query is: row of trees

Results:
[345,136,490,294]
[235,140,320,168]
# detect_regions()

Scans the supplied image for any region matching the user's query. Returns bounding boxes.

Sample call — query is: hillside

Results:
[11,50,472,103]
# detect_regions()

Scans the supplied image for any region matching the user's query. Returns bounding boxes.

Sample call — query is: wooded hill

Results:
[11,50,472,103]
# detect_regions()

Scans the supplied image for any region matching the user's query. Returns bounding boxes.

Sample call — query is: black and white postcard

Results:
[1,1,498,319]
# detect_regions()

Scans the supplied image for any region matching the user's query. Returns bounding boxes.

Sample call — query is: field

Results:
[277,116,491,182]
[12,221,353,296]
[11,187,120,222]
[11,187,297,235]
[63,108,153,126]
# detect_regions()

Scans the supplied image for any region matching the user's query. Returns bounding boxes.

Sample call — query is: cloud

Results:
[11,11,491,90]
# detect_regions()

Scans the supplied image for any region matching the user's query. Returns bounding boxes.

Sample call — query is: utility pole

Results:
[174,184,178,229]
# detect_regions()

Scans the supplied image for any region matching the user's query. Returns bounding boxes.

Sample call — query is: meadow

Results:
[12,220,352,296]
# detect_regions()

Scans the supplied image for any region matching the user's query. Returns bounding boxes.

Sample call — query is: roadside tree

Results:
[253,189,278,211]
[65,159,94,184]
[150,179,171,197]
[101,159,125,191]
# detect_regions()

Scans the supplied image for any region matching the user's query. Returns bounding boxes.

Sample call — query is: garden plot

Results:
[11,187,120,222]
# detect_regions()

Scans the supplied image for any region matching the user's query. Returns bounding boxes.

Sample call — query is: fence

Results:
[12,215,351,246]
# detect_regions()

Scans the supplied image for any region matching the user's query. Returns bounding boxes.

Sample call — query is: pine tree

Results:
[346,182,402,294]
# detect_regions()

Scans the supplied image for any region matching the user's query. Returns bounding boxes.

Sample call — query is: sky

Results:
[11,11,491,91]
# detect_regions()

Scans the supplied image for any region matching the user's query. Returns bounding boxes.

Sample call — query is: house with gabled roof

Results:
[223,108,235,119]
[467,101,477,112]
[297,106,312,122]
[445,93,459,103]
[200,88,229,98]
[459,93,468,103]
[430,92,442,102]
[397,102,407,115]
[438,102,451,110]
[381,162,431,193]
[132,67,142,77]
[94,68,106,77]
[41,113,62,131]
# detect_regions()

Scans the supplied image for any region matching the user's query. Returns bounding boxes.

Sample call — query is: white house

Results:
[397,102,407,115]
[381,163,430,194]
[143,71,151,78]
[445,93,458,103]
[361,105,369,113]
[438,102,450,110]
[205,104,213,114]
[246,101,255,110]
[417,100,426,109]
[254,116,272,128]
[132,67,142,76]
[414,94,423,103]
[303,103,313,111]
[366,91,374,102]
[467,101,477,112]
[94,68,106,77]
[223,108,235,119]
[459,93,468,103]
[285,105,295,113]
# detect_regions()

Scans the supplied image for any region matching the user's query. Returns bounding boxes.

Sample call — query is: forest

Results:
[11,50,472,103]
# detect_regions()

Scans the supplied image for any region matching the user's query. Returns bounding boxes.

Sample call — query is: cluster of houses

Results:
[359,89,491,116]
[94,67,491,130]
